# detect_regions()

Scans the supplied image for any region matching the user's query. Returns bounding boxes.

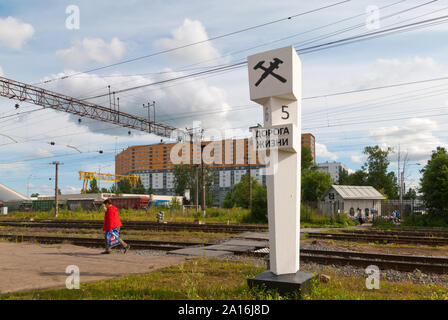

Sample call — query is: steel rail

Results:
[341,229,448,238]
[306,232,448,246]
[0,219,268,233]
[0,234,205,250]
[245,248,448,274]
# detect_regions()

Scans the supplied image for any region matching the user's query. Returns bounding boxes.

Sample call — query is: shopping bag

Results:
[106,229,120,247]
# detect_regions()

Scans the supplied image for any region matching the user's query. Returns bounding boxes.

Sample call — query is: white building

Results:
[0,183,29,202]
[320,185,386,216]
[317,161,348,184]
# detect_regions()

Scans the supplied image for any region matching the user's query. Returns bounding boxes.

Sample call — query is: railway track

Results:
[0,233,206,251]
[341,229,448,238]
[248,248,448,274]
[300,249,448,274]
[306,232,448,246]
[2,233,448,275]
[0,219,268,234]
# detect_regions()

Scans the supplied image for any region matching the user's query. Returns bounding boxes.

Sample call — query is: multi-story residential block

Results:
[316,161,348,184]
[301,133,315,164]
[116,134,316,206]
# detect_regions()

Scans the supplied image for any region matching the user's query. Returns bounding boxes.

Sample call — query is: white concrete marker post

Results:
[247,46,314,296]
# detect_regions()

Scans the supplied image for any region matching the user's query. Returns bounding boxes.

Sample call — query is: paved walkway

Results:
[168,226,367,257]
[0,241,185,294]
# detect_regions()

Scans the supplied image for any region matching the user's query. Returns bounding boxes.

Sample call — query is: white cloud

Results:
[0,162,30,176]
[355,56,442,89]
[154,19,229,66]
[30,148,54,158]
[0,17,34,50]
[369,118,445,162]
[351,155,366,163]
[56,37,126,68]
[316,142,338,161]
[40,68,233,135]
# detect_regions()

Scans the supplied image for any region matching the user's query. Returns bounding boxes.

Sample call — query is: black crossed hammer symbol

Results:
[253,58,287,87]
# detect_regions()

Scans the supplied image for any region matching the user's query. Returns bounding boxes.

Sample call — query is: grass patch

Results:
[3,207,261,225]
[2,258,447,300]
[372,217,397,229]
[0,226,233,243]
[402,214,448,228]
[304,271,448,300]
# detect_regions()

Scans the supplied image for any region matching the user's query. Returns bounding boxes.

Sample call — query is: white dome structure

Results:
[0,183,29,201]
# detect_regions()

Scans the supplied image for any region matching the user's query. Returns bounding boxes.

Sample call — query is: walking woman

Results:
[102,199,130,254]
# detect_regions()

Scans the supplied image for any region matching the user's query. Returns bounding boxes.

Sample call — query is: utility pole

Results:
[248,157,252,211]
[143,101,155,133]
[397,145,401,202]
[186,127,201,212]
[51,161,63,217]
[108,85,112,110]
[117,97,120,123]
[201,142,206,218]
[248,125,261,211]
[153,101,156,123]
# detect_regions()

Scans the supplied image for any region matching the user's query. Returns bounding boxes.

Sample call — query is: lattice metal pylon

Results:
[0,76,185,138]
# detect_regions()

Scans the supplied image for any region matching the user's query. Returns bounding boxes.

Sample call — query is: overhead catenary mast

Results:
[0,76,181,138]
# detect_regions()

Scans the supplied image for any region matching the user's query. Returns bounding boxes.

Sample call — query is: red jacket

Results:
[103,205,122,232]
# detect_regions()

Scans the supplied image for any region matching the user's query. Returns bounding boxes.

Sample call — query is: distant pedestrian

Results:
[395,210,401,222]
[102,199,130,254]
[357,208,363,224]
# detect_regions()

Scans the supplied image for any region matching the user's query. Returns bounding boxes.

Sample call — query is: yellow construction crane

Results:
[79,171,139,194]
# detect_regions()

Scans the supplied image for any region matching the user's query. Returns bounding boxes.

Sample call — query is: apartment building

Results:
[317,161,348,184]
[116,134,316,206]
[301,133,316,164]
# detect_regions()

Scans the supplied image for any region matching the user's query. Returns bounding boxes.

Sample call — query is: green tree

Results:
[251,184,268,223]
[223,173,259,209]
[147,186,154,195]
[302,146,314,171]
[100,187,109,193]
[133,177,146,194]
[347,170,368,186]
[117,178,132,194]
[86,178,100,193]
[222,173,267,222]
[404,188,417,200]
[109,184,119,195]
[362,146,398,199]
[420,147,448,215]
[337,168,350,185]
[173,164,215,206]
[30,193,39,197]
[338,145,398,199]
[301,169,333,201]
[173,165,195,197]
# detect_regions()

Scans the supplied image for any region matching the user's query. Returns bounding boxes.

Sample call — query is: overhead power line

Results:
[35,1,350,86]
[80,13,448,101]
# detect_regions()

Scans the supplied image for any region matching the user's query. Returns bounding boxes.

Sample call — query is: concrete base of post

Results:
[247,271,315,298]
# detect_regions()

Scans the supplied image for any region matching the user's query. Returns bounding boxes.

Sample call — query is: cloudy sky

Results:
[1,0,448,196]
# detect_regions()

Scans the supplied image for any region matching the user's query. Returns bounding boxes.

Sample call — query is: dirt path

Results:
[0,241,185,294]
